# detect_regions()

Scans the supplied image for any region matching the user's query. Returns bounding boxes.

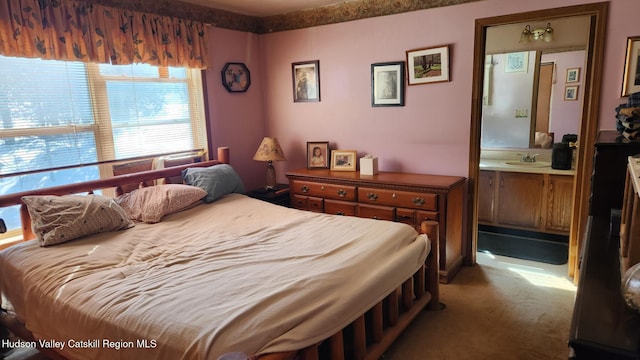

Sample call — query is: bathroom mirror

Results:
[480,16,590,149]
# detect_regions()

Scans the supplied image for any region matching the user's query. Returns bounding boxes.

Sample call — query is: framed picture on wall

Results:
[622,36,640,97]
[292,60,320,102]
[504,52,528,73]
[306,141,330,169]
[566,68,580,83]
[406,45,450,85]
[330,150,357,171]
[371,62,405,106]
[221,62,251,92]
[564,85,579,101]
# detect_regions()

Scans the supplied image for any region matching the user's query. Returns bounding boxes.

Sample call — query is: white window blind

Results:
[0,55,207,233]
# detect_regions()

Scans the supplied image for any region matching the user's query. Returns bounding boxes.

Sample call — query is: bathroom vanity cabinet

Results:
[479,170,573,235]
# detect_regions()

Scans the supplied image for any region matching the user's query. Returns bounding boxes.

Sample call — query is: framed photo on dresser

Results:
[307,141,330,169]
[330,150,357,171]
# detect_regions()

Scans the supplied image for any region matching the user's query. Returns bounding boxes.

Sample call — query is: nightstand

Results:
[246,184,290,207]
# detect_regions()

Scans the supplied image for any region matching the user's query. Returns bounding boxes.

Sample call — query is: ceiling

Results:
[177,0,348,17]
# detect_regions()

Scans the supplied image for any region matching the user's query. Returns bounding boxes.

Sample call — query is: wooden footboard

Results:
[255,221,441,360]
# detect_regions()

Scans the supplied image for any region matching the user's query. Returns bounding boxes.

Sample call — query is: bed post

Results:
[20,204,35,241]
[218,147,230,164]
[421,220,443,311]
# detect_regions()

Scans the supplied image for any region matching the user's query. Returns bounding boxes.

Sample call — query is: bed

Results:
[0,148,440,360]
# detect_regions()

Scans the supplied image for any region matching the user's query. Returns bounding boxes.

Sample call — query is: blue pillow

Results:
[182,164,245,203]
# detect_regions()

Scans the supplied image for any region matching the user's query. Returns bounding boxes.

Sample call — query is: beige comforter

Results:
[0,194,430,359]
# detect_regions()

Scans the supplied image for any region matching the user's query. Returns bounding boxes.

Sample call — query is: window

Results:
[0,56,207,235]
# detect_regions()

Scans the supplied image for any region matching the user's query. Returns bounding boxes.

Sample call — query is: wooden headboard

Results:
[0,147,230,241]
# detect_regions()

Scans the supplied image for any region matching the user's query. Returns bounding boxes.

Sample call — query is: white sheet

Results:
[0,194,430,359]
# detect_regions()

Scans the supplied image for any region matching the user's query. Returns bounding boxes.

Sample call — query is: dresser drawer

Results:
[291,180,356,201]
[292,194,324,213]
[395,208,416,227]
[325,199,357,216]
[416,210,439,223]
[357,204,395,221]
[358,187,438,211]
[396,208,439,228]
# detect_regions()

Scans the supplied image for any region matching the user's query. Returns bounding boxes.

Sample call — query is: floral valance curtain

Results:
[0,0,208,68]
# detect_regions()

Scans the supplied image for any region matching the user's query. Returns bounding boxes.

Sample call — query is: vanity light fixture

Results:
[519,23,554,44]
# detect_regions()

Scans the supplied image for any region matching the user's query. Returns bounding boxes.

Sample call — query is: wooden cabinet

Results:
[287,168,466,283]
[246,184,290,207]
[620,157,640,273]
[496,172,545,229]
[591,131,640,217]
[569,216,640,359]
[477,170,496,223]
[479,170,573,235]
[546,175,574,233]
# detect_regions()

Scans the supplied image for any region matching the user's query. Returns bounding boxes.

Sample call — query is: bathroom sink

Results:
[504,161,552,168]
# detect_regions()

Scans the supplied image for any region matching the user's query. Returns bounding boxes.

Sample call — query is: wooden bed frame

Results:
[0,147,441,360]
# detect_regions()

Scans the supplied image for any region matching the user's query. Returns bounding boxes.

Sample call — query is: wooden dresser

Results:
[590,131,640,218]
[286,168,466,283]
[569,151,640,359]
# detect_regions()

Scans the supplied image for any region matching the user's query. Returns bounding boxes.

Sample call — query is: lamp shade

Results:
[253,137,286,162]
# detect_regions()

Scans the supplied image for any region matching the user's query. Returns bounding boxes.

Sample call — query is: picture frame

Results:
[306,141,330,169]
[504,52,528,73]
[371,62,405,107]
[566,67,580,83]
[622,36,640,97]
[406,45,450,85]
[292,60,320,102]
[221,62,251,92]
[330,150,357,171]
[564,85,579,101]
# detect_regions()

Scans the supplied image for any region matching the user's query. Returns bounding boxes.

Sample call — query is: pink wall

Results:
[206,0,639,189]
[542,50,585,138]
[205,28,267,189]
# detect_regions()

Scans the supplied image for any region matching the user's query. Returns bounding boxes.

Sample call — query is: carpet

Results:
[382,253,576,360]
[477,230,568,265]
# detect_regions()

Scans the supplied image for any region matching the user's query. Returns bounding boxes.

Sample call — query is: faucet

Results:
[519,153,539,162]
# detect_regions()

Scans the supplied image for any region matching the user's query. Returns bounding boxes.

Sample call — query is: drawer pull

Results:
[367,192,378,201]
[412,197,425,206]
[301,185,309,193]
[398,215,412,220]
[337,189,347,198]
[392,193,398,199]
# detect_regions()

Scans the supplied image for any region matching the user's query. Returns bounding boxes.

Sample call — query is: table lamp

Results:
[253,137,286,190]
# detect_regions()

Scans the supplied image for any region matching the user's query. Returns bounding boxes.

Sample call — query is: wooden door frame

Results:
[467,2,608,282]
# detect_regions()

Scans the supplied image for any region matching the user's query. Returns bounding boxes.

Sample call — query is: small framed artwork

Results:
[406,45,450,85]
[221,62,251,92]
[622,36,640,97]
[330,150,357,171]
[371,62,405,107]
[504,52,528,73]
[307,141,330,169]
[566,67,580,83]
[564,85,579,101]
[292,60,320,102]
